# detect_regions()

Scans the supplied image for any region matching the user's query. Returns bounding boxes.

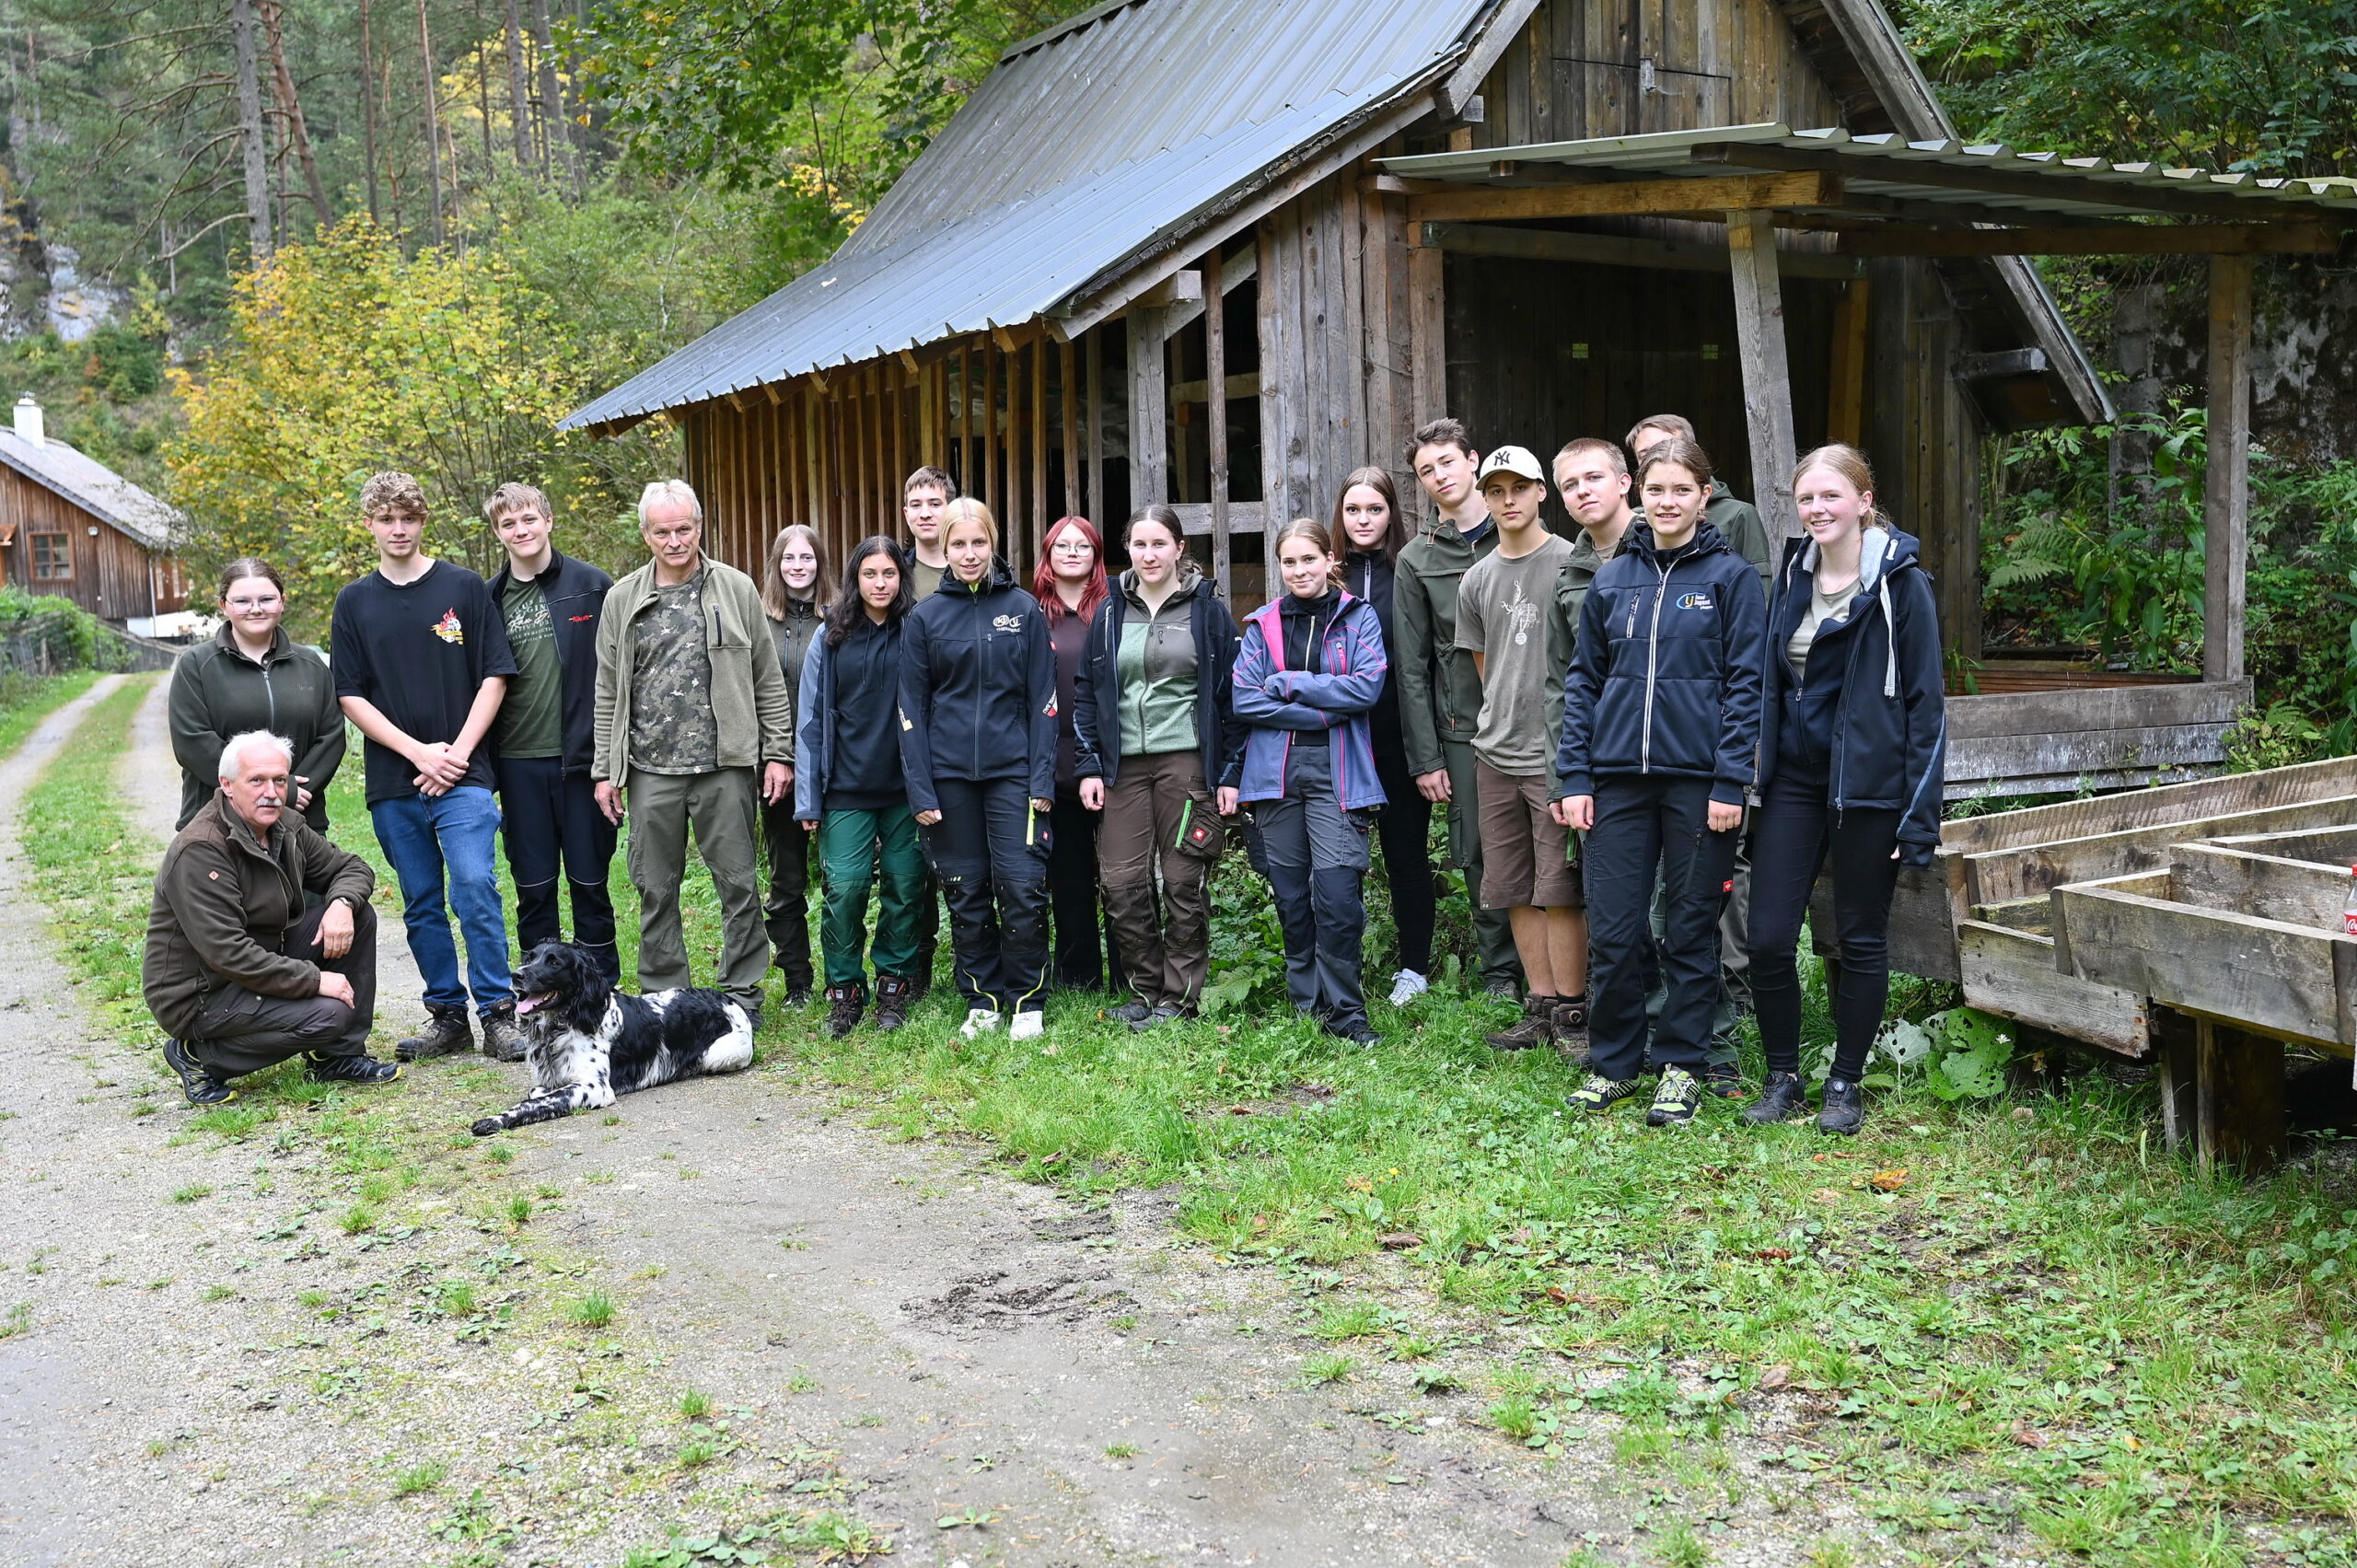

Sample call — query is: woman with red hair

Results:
[1036,517,1118,991]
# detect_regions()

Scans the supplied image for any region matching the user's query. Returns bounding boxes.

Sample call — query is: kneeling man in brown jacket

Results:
[144,729,400,1106]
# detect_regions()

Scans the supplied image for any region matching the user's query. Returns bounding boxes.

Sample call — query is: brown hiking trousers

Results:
[1096,751,1222,1009]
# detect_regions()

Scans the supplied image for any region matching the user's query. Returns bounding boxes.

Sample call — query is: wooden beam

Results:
[1173,371,1263,403]
[1827,277,1870,447]
[1837,222,2340,258]
[1434,0,1542,119]
[2203,254,2253,683]
[1407,170,1839,226]
[1132,270,1202,310]
[1727,209,1801,550]
[955,348,971,505]
[2196,1019,2286,1174]
[1204,241,1231,602]
[1060,336,1080,520]
[1417,219,1864,279]
[1407,242,1445,426]
[1030,337,1048,565]
[1128,307,1169,506]
[1085,329,1103,524]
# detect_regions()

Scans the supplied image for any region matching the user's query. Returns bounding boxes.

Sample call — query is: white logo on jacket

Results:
[992,613,1025,633]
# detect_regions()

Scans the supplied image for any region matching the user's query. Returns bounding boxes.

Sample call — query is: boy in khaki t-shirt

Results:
[1456,446,1587,1052]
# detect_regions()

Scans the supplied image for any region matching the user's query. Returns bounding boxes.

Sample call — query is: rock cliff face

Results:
[0,161,124,343]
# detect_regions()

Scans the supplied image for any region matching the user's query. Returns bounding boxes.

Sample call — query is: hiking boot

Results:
[480,1003,527,1063]
[1325,1016,1381,1048]
[825,983,867,1040]
[1647,1066,1702,1128]
[306,1051,401,1086]
[1818,1077,1865,1137]
[1130,1003,1190,1033]
[1550,997,1590,1063]
[396,1006,472,1063]
[1485,995,1556,1051]
[1101,999,1155,1026]
[1482,974,1522,999]
[1009,1010,1045,1043]
[1744,1071,1811,1124]
[1387,970,1429,1006]
[872,976,915,1033]
[1567,1073,1643,1115]
[958,1008,1003,1041]
[1699,1059,1748,1100]
[161,1038,236,1107]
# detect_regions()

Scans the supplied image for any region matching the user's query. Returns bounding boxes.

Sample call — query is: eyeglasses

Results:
[224,596,283,611]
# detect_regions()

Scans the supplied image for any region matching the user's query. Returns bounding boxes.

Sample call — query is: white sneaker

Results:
[1387,970,1429,1006]
[1009,1010,1044,1042]
[958,1008,1003,1040]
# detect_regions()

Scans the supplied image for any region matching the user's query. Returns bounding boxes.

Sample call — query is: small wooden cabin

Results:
[0,397,189,629]
[566,0,2356,797]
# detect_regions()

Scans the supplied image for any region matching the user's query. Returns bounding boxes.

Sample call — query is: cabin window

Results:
[30,530,70,580]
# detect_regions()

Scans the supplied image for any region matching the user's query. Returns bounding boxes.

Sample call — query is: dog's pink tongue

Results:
[515,995,540,1016]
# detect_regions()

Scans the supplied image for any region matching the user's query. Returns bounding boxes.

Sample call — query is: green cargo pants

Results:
[818,805,928,989]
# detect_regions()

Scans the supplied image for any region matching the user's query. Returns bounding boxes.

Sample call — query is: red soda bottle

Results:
[2344,865,2357,935]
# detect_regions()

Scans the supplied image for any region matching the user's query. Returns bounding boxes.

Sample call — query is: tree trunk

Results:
[259,0,331,228]
[503,0,530,168]
[230,0,273,261]
[358,0,380,223]
[417,0,446,246]
[527,0,575,184]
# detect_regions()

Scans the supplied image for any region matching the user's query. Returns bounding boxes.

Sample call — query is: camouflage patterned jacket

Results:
[592,555,794,786]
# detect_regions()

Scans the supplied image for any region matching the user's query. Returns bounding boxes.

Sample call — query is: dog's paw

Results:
[470,1117,504,1137]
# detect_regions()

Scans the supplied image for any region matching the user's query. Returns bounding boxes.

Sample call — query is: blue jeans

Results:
[369,785,512,1016]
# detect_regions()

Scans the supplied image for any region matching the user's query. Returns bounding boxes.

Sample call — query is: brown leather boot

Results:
[1485,994,1557,1051]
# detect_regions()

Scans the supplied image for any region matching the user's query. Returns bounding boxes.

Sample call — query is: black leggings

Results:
[1371,748,1436,975]
[1747,779,1902,1081]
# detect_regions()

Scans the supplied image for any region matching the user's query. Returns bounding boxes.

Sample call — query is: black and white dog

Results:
[470,942,755,1136]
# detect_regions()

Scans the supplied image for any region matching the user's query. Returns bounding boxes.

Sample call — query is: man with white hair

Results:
[593,480,794,1027]
[143,730,394,1106]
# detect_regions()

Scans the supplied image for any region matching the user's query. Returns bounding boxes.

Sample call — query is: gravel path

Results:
[0,679,1844,1567]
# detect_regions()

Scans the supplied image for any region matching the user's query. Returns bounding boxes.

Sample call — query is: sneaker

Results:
[783,981,815,1008]
[480,1003,527,1063]
[396,1006,472,1063]
[1744,1071,1811,1123]
[1550,996,1589,1063]
[306,1051,401,1086]
[825,983,867,1040]
[1482,975,1523,999]
[1567,1073,1643,1115]
[1130,1003,1190,1033]
[1387,970,1429,1006]
[1101,999,1155,1026]
[161,1038,236,1107]
[1009,1010,1045,1043]
[872,976,915,1033]
[1485,995,1556,1051]
[1647,1066,1701,1127]
[1818,1077,1865,1137]
[958,1008,1003,1041]
[1699,1059,1748,1100]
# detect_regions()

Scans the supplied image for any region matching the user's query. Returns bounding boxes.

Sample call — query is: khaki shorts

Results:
[1475,759,1584,910]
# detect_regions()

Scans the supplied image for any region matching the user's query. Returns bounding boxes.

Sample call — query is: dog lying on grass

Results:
[470,942,755,1136]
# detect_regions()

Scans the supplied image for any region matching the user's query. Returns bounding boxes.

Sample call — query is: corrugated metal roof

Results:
[561,0,1489,429]
[1381,123,2357,217]
[0,426,179,549]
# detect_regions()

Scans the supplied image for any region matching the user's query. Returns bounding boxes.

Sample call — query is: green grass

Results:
[0,668,101,761]
[568,1289,616,1330]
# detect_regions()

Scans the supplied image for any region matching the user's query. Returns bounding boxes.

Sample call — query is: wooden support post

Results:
[982,336,999,512]
[1827,277,1870,448]
[1085,330,1104,524]
[1407,242,1445,426]
[2194,1017,2285,1174]
[1727,209,1801,549]
[918,360,937,469]
[2203,254,2254,684]
[891,360,908,506]
[1061,337,1080,521]
[1031,338,1048,569]
[955,349,971,503]
[1204,244,1232,601]
[2152,1006,2199,1156]
[1129,307,1170,506]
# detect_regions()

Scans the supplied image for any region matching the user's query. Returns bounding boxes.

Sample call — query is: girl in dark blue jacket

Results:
[1745,445,1946,1136]
[898,500,1060,1043]
[1555,438,1766,1126]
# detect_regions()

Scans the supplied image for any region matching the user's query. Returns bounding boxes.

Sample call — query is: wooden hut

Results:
[0,396,190,631]
[565,0,2357,796]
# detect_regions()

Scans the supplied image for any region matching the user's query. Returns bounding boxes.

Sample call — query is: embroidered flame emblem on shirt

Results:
[433,609,465,645]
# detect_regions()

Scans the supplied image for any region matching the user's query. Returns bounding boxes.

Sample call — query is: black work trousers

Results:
[493,756,619,981]
[1048,791,1119,990]
[1747,779,1903,1082]
[1252,745,1372,1033]
[923,777,1051,1016]
[760,798,817,991]
[1585,776,1738,1079]
[1370,747,1436,976]
[188,900,378,1076]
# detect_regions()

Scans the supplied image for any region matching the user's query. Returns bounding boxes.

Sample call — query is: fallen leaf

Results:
[2121,1434,2143,1451]
[1868,1167,1909,1192]
[1755,1248,1793,1261]
[2013,1424,2050,1448]
[1699,1164,1729,1181]
[1759,1364,1794,1390]
[1250,1214,1270,1233]
[1226,1104,1255,1116]
[1545,1284,1569,1303]
[1812,1188,1845,1203]
[1378,1232,1422,1250]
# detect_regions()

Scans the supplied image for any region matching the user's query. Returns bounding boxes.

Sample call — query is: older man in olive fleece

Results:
[143,730,401,1107]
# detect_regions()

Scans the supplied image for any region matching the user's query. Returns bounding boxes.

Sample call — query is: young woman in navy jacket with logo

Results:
[898,499,1059,1043]
[1555,438,1766,1126]
[1745,444,1946,1136]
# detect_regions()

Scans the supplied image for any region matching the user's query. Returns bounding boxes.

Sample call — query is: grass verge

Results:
[23,676,158,1038]
[0,667,102,761]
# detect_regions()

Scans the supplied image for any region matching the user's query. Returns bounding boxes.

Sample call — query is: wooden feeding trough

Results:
[1885,757,2357,1171]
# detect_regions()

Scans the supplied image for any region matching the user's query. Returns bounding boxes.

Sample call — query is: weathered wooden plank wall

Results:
[1258,171,1373,567]
[0,465,168,621]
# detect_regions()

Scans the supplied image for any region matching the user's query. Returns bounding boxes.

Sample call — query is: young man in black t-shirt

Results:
[331,471,520,1063]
